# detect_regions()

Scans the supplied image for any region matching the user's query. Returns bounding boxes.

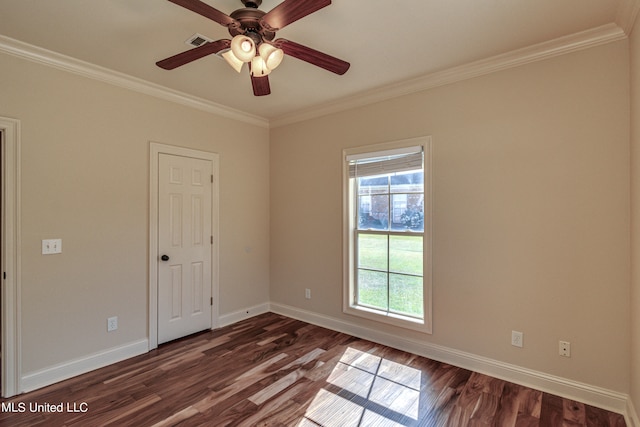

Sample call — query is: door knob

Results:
[161,255,170,261]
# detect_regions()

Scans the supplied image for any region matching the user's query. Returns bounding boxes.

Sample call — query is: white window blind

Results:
[347,145,423,178]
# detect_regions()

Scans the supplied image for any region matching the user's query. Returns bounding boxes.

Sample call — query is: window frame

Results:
[343,136,433,334]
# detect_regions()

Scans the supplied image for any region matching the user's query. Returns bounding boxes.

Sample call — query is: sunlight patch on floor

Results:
[301,347,422,426]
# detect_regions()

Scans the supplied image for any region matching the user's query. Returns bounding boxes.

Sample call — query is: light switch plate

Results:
[42,239,62,255]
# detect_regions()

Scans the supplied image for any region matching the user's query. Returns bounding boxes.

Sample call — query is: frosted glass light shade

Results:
[250,56,271,77]
[258,43,284,70]
[230,35,256,62]
[222,50,244,73]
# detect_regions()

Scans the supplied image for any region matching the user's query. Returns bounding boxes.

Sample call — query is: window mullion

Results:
[354,179,360,306]
[386,177,391,314]
[386,232,390,314]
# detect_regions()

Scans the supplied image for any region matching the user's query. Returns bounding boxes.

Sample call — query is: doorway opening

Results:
[1,128,3,395]
[0,117,21,397]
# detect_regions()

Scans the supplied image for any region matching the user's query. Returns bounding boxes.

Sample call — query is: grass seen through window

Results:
[357,233,423,318]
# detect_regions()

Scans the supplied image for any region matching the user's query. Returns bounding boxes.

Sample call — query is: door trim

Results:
[149,142,219,350]
[1,117,21,397]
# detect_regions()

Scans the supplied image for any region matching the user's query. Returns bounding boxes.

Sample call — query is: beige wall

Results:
[0,23,634,400]
[631,12,640,415]
[270,41,631,392]
[0,52,270,374]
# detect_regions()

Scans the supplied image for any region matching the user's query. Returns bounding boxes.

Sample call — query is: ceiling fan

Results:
[156,0,350,96]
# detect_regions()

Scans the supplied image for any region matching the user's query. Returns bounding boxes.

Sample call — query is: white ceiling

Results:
[0,0,635,125]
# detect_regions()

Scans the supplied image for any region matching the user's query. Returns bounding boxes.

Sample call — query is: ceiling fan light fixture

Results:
[258,43,284,70]
[158,0,351,96]
[250,55,271,77]
[221,49,244,73]
[230,35,256,62]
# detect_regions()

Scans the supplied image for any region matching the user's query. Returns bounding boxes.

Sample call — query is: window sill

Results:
[344,304,432,334]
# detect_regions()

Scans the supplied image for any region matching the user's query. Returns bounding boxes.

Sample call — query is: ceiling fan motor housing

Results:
[229,6,275,41]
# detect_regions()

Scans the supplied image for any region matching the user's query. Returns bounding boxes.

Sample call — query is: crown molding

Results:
[0,35,270,129]
[617,0,640,35]
[0,19,629,131]
[270,23,627,128]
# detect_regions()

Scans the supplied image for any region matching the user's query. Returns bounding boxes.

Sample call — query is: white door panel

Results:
[158,153,212,344]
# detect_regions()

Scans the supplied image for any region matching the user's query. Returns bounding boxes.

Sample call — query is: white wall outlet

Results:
[42,239,62,255]
[511,330,523,348]
[305,288,311,299]
[559,340,571,357]
[107,316,118,332]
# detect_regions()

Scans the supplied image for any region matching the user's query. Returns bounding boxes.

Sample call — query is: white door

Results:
[157,153,213,344]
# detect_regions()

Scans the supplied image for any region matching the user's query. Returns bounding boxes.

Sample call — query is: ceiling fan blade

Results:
[260,0,331,31]
[251,74,271,96]
[275,38,350,75]
[156,39,231,70]
[168,0,238,27]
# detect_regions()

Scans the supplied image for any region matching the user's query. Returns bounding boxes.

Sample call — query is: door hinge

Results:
[211,174,213,183]
[211,235,213,244]
[210,297,213,306]
[3,272,5,280]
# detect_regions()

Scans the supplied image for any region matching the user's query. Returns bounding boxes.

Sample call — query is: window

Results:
[343,138,432,333]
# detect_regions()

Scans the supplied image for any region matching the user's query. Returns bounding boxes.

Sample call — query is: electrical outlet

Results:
[559,340,571,357]
[511,331,523,348]
[107,316,118,332]
[305,288,311,299]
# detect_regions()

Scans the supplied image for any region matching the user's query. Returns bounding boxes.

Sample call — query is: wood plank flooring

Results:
[0,313,627,426]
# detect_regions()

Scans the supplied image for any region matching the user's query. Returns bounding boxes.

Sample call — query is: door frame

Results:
[1,117,21,397]
[149,142,219,350]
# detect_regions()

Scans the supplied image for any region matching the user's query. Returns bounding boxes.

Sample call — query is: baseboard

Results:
[269,302,629,416]
[218,302,271,328]
[18,303,270,394]
[16,304,633,422]
[20,339,148,394]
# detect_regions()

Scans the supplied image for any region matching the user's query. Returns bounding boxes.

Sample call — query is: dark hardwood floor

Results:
[0,313,627,426]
